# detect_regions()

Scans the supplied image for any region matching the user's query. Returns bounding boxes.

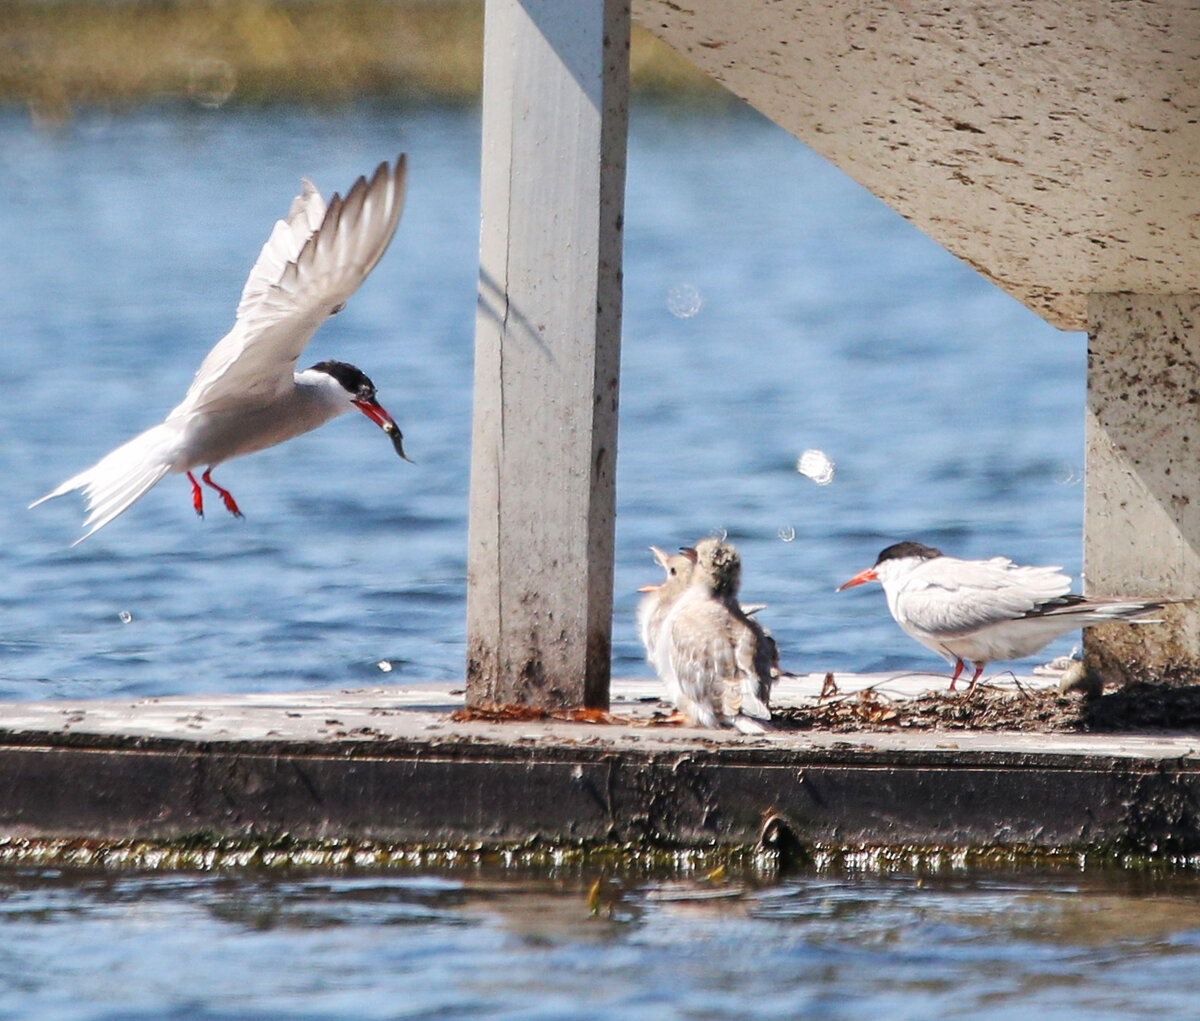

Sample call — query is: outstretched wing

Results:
[170,155,407,418]
[235,176,327,319]
[897,555,1073,637]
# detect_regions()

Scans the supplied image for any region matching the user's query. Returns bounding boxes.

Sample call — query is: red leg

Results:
[949,658,965,692]
[967,663,984,692]
[201,469,243,519]
[186,472,204,517]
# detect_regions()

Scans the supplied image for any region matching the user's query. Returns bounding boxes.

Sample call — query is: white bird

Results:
[657,538,776,732]
[837,540,1165,689]
[636,546,695,689]
[32,154,410,543]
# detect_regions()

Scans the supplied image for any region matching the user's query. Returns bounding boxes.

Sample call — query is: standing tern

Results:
[32,154,410,543]
[837,540,1165,689]
[657,538,776,732]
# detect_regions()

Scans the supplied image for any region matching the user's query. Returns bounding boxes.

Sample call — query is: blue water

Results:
[3,863,1200,1020]
[2,101,1084,702]
[0,99,1107,1018]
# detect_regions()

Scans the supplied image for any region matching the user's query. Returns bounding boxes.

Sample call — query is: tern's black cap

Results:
[875,541,943,566]
[309,360,378,401]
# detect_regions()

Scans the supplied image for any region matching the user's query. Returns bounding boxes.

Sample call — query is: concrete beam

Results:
[1084,293,1200,683]
[635,1,1200,330]
[466,0,630,710]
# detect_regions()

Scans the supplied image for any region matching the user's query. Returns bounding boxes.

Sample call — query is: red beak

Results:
[836,567,878,591]
[353,398,412,463]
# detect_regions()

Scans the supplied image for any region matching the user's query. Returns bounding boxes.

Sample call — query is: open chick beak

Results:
[353,398,412,463]
[836,567,878,592]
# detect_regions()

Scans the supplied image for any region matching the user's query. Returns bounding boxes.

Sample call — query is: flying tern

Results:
[32,154,410,543]
[837,540,1165,689]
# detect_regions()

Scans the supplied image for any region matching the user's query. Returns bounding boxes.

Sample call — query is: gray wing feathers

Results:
[735,623,773,721]
[900,556,1072,636]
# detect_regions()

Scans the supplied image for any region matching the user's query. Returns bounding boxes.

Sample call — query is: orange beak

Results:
[353,397,411,463]
[836,567,878,591]
[637,583,661,594]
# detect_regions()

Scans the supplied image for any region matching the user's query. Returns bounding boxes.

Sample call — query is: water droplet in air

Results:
[1054,466,1083,486]
[118,611,133,624]
[778,525,796,543]
[709,527,728,542]
[667,284,703,319]
[796,449,835,486]
[188,58,237,109]
[376,660,394,673]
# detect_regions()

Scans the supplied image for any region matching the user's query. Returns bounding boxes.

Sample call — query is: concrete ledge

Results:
[0,678,1198,858]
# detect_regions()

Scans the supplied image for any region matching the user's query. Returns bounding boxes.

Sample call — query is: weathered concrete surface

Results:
[1084,294,1200,683]
[634,0,1200,330]
[466,0,629,711]
[1,678,1200,856]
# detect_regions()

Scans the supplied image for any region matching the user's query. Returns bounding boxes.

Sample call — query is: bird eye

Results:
[669,567,676,576]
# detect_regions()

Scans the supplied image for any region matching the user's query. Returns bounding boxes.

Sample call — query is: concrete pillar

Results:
[1083,294,1200,684]
[465,0,630,710]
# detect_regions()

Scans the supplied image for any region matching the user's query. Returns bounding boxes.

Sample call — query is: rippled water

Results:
[2,101,1083,702]
[2,862,1200,1020]
[0,99,1102,1017]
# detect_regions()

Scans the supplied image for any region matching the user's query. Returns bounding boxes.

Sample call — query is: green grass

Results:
[0,0,727,118]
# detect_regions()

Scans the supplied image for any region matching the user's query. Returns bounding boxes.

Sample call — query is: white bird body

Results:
[32,156,410,543]
[839,541,1165,688]
[656,538,775,732]
[636,546,695,697]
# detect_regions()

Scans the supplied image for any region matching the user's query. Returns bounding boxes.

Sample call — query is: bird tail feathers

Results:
[30,424,177,544]
[732,714,774,735]
[739,675,773,721]
[1078,600,1167,624]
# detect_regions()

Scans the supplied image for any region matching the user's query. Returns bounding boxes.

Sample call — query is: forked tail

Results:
[30,424,178,543]
[1087,600,1167,624]
[1025,593,1168,625]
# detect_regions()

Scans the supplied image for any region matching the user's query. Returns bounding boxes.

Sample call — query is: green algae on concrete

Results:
[0,834,1194,875]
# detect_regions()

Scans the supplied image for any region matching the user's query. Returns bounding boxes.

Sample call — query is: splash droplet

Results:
[188,58,237,109]
[667,284,703,319]
[778,525,796,543]
[797,449,835,486]
[376,660,394,673]
[118,611,133,624]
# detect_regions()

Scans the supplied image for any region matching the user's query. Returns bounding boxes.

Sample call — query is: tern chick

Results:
[657,538,776,732]
[838,540,1165,689]
[636,546,695,696]
[32,155,410,543]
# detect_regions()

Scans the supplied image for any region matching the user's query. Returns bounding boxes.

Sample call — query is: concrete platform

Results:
[0,675,1198,861]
